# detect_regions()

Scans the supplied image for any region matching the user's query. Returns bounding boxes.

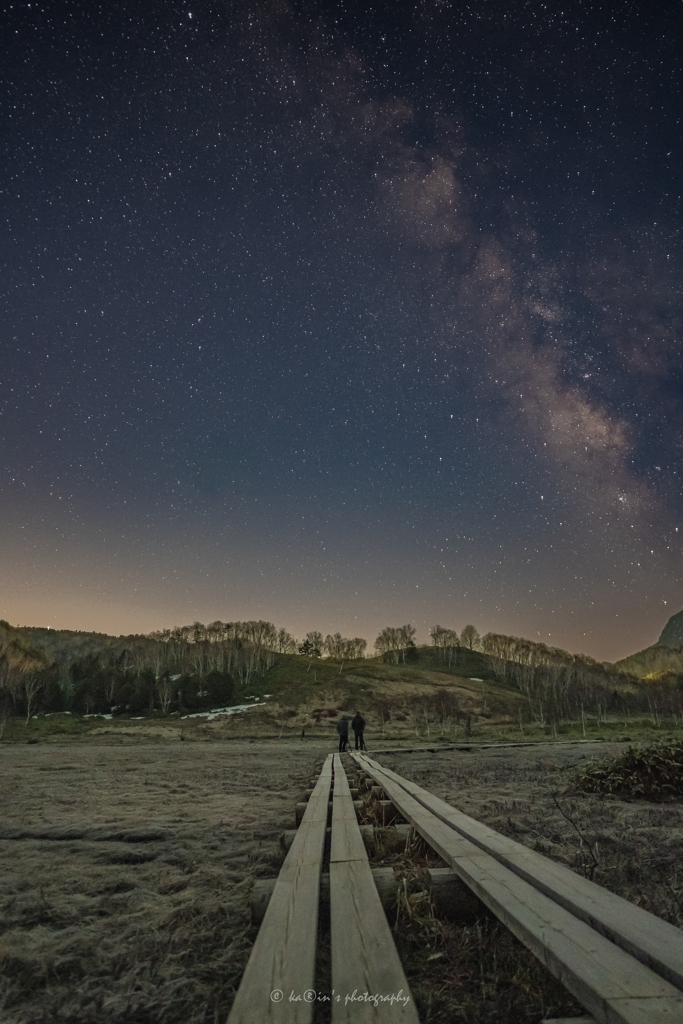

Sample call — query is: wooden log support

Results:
[351,753,683,1024]
[227,754,333,1024]
[252,865,478,926]
[358,756,683,993]
[252,868,397,926]
[280,824,413,852]
[377,800,402,824]
[427,866,482,923]
[329,754,419,1024]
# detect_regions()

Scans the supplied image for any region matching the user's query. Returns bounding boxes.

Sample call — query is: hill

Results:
[0,618,534,742]
[612,643,683,680]
[253,645,524,737]
[657,609,683,648]
[3,617,679,744]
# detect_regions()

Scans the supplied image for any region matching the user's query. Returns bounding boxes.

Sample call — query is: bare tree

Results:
[22,675,44,724]
[323,633,367,661]
[430,625,459,665]
[374,625,416,664]
[276,627,297,653]
[460,624,481,651]
[102,674,120,709]
[398,624,417,662]
[306,631,324,652]
[324,633,345,659]
[374,627,400,663]
[350,637,367,659]
[156,677,176,713]
[376,699,392,735]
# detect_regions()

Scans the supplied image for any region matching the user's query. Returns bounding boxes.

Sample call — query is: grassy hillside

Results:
[14,624,139,661]
[5,620,683,746]
[246,646,524,736]
[0,625,528,742]
[612,643,683,681]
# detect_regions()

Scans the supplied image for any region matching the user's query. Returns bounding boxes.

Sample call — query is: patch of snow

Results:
[469,677,483,682]
[83,713,114,720]
[181,701,266,721]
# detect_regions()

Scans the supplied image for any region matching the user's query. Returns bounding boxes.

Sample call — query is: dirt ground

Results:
[2,737,682,1024]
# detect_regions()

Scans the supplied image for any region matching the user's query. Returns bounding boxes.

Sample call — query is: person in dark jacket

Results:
[336,715,350,752]
[351,712,366,750]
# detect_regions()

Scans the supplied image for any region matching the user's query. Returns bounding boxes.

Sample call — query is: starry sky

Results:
[2,0,682,661]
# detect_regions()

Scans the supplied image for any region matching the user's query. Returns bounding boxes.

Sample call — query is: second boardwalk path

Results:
[353,752,683,1024]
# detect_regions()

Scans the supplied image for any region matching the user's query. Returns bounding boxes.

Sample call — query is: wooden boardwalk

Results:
[352,752,683,1024]
[228,747,683,1024]
[228,754,418,1024]
[362,738,597,755]
[228,754,333,1024]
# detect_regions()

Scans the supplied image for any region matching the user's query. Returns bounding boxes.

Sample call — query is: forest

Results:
[1,616,682,730]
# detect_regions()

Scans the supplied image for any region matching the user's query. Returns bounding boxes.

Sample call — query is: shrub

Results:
[572,741,683,801]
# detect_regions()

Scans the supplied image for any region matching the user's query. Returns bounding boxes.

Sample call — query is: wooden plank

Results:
[252,869,401,926]
[350,754,683,1024]
[227,755,333,1024]
[356,755,683,992]
[329,755,419,1024]
[330,762,367,864]
[543,1018,595,1023]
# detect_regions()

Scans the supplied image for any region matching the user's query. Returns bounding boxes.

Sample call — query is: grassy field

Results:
[2,733,683,1023]
[5,704,683,748]
[0,739,308,1024]
[5,647,683,751]
[3,652,683,1022]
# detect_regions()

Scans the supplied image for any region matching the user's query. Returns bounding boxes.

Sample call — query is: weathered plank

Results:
[357,755,683,992]
[329,755,419,1024]
[227,755,333,1024]
[543,1018,595,1024]
[351,754,683,1024]
[251,868,400,925]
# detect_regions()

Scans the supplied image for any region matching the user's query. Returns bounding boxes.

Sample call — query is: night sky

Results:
[3,0,682,661]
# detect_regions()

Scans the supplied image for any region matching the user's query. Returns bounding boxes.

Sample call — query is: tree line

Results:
[0,618,373,725]
[3,614,680,731]
[478,630,683,729]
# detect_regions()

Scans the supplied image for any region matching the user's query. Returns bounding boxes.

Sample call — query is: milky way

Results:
[2,1,682,660]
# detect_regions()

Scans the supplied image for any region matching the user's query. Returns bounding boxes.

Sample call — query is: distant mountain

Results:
[658,610,683,648]
[609,610,683,679]
[613,643,683,679]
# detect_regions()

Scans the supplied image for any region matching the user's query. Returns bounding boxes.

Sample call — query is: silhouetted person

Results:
[351,712,366,750]
[336,715,350,752]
